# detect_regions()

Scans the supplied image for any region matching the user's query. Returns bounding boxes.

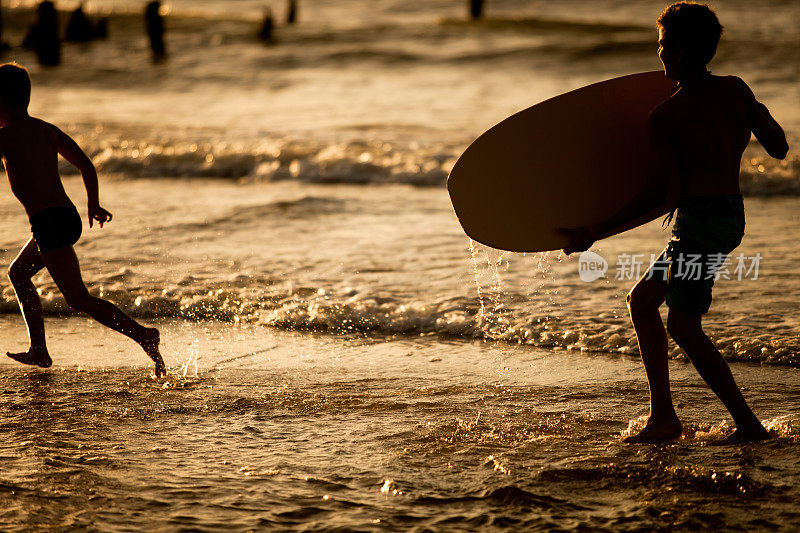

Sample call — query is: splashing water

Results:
[469,240,516,340]
[179,338,201,379]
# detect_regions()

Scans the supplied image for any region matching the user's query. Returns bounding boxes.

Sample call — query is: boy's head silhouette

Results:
[0,63,31,112]
[657,2,723,70]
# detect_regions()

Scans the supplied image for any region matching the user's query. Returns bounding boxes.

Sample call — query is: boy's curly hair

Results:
[657,2,723,66]
[0,63,31,111]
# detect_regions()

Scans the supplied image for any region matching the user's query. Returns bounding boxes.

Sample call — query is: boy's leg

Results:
[667,309,768,441]
[624,276,682,443]
[40,245,166,377]
[6,237,51,367]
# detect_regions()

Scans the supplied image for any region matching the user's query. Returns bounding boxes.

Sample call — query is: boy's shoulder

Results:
[723,75,757,104]
[715,74,754,97]
[29,115,60,132]
[13,116,61,140]
[651,75,754,118]
[0,117,61,155]
[2,115,57,132]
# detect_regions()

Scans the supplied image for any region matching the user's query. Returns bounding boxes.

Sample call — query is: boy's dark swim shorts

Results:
[29,205,82,254]
[644,195,744,315]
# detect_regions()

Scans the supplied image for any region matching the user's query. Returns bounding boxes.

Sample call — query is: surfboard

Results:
[447,71,680,253]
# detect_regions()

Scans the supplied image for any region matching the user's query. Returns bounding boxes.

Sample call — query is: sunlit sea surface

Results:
[0,0,798,530]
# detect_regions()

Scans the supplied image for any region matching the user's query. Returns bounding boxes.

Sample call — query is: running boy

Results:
[0,62,166,377]
[562,3,788,443]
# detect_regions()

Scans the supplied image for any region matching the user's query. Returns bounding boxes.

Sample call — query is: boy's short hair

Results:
[0,63,32,111]
[657,2,723,66]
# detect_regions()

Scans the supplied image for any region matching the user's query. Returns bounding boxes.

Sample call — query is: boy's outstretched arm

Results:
[53,126,112,227]
[739,78,789,159]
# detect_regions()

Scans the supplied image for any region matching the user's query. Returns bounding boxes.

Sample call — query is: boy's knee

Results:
[666,313,703,347]
[626,289,635,306]
[8,263,31,284]
[64,293,91,313]
[665,317,681,343]
[627,283,662,316]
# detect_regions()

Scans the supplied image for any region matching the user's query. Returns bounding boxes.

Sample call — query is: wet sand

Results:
[1,317,799,530]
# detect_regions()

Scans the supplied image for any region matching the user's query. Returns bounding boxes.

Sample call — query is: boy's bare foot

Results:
[623,416,682,444]
[137,327,166,378]
[7,348,53,368]
[722,425,771,444]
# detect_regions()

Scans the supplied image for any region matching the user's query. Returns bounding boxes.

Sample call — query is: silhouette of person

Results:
[562,3,788,444]
[0,0,7,51]
[65,5,94,43]
[23,1,61,66]
[286,0,297,25]
[145,1,166,63]
[258,7,274,44]
[0,63,166,377]
[94,17,109,40]
[469,0,484,20]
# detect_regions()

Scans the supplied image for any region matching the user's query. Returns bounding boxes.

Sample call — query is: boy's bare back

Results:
[1,117,81,216]
[651,74,788,197]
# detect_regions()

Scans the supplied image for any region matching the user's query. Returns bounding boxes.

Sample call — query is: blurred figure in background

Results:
[0,0,8,51]
[258,6,274,44]
[286,0,297,25]
[22,1,61,66]
[94,17,109,40]
[145,1,166,63]
[469,0,484,20]
[65,4,94,43]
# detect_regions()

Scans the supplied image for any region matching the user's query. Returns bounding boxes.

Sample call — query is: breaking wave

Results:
[66,138,455,186]
[62,137,800,194]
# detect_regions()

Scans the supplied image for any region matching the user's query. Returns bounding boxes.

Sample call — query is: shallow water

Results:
[1,178,797,366]
[1,318,799,531]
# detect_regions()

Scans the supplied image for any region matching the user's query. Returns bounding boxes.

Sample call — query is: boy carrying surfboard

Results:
[562,2,789,443]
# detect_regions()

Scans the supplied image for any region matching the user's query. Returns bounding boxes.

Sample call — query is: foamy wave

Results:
[2,273,798,366]
[63,138,800,194]
[65,139,455,186]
